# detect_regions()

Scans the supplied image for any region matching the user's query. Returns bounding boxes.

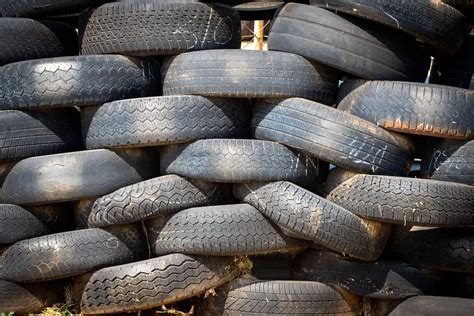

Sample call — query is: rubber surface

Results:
[0,204,49,244]
[162,49,340,104]
[389,296,474,316]
[81,253,240,314]
[0,0,107,17]
[148,204,310,256]
[82,96,251,149]
[253,98,414,176]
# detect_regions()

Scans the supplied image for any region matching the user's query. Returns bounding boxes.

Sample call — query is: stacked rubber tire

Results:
[0,0,473,315]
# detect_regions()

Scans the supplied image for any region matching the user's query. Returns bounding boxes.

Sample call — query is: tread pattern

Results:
[147,204,309,256]
[162,49,340,104]
[390,296,474,315]
[253,98,414,176]
[0,55,159,110]
[0,204,49,244]
[88,175,234,227]
[326,174,474,226]
[81,253,240,314]
[234,182,390,261]
[82,96,251,149]
[337,80,474,139]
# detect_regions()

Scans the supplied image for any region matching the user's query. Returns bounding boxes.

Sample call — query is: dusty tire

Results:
[147,204,309,256]
[389,296,474,316]
[0,55,159,110]
[268,3,430,81]
[337,80,474,139]
[87,175,234,227]
[82,96,251,149]
[0,204,49,243]
[80,253,240,314]
[160,139,318,185]
[162,49,340,104]
[253,98,414,176]
[234,182,390,261]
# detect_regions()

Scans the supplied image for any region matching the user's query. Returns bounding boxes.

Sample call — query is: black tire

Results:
[337,80,474,139]
[27,203,76,233]
[147,204,310,256]
[80,1,241,56]
[200,278,362,315]
[252,98,414,176]
[160,139,318,185]
[80,253,241,314]
[88,175,234,228]
[326,173,474,226]
[73,199,95,229]
[234,182,390,261]
[0,109,82,162]
[233,1,285,20]
[39,20,79,56]
[1,149,159,205]
[389,296,474,316]
[290,249,445,299]
[82,96,251,149]
[309,0,468,56]
[162,49,340,104]
[421,139,473,185]
[268,3,431,81]
[0,224,146,282]
[0,0,106,17]
[0,204,49,244]
[0,18,63,65]
[0,55,159,110]
[443,0,474,9]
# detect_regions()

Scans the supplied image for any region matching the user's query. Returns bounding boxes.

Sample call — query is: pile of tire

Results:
[0,0,473,315]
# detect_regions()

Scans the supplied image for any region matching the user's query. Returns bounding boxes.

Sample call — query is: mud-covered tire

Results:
[147,204,309,257]
[82,96,251,149]
[389,296,474,316]
[0,204,49,244]
[252,98,414,176]
[162,49,340,104]
[80,253,240,314]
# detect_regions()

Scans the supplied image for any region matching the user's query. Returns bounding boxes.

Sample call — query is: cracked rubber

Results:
[337,80,474,139]
[390,296,474,316]
[268,3,430,81]
[148,204,309,256]
[88,175,234,227]
[252,98,414,176]
[0,0,107,17]
[160,139,318,185]
[0,204,49,244]
[162,49,340,104]
[0,55,159,110]
[234,181,390,261]
[80,253,240,314]
[326,173,474,226]
[82,96,251,149]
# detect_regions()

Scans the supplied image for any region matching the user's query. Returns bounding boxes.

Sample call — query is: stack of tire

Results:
[0,0,473,315]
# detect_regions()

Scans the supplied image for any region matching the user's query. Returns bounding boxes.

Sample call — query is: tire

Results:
[200,278,362,315]
[421,139,473,185]
[0,55,159,110]
[233,1,285,20]
[389,296,474,316]
[268,4,431,81]
[39,20,79,56]
[87,175,234,227]
[252,98,414,176]
[443,0,474,9]
[0,109,82,162]
[1,148,159,205]
[0,280,64,313]
[337,80,474,139]
[290,249,445,299]
[147,204,310,256]
[0,204,49,244]
[233,182,390,261]
[309,0,468,56]
[326,174,474,226]
[82,96,251,149]
[0,0,107,17]
[0,18,63,65]
[160,139,318,185]
[162,49,340,104]
[80,1,241,56]
[0,224,146,282]
[80,253,241,314]
[27,204,76,233]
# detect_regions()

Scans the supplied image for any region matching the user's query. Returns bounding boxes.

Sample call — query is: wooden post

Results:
[254,20,264,50]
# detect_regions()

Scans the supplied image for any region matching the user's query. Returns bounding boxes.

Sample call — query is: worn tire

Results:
[326,173,474,226]
[337,80,474,139]
[88,175,234,227]
[82,96,251,149]
[268,4,430,81]
[162,49,340,104]
[234,182,390,261]
[148,204,309,256]
[0,55,159,110]
[253,98,414,176]
[0,204,49,244]
[389,296,474,316]
[0,0,107,17]
[81,253,240,314]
